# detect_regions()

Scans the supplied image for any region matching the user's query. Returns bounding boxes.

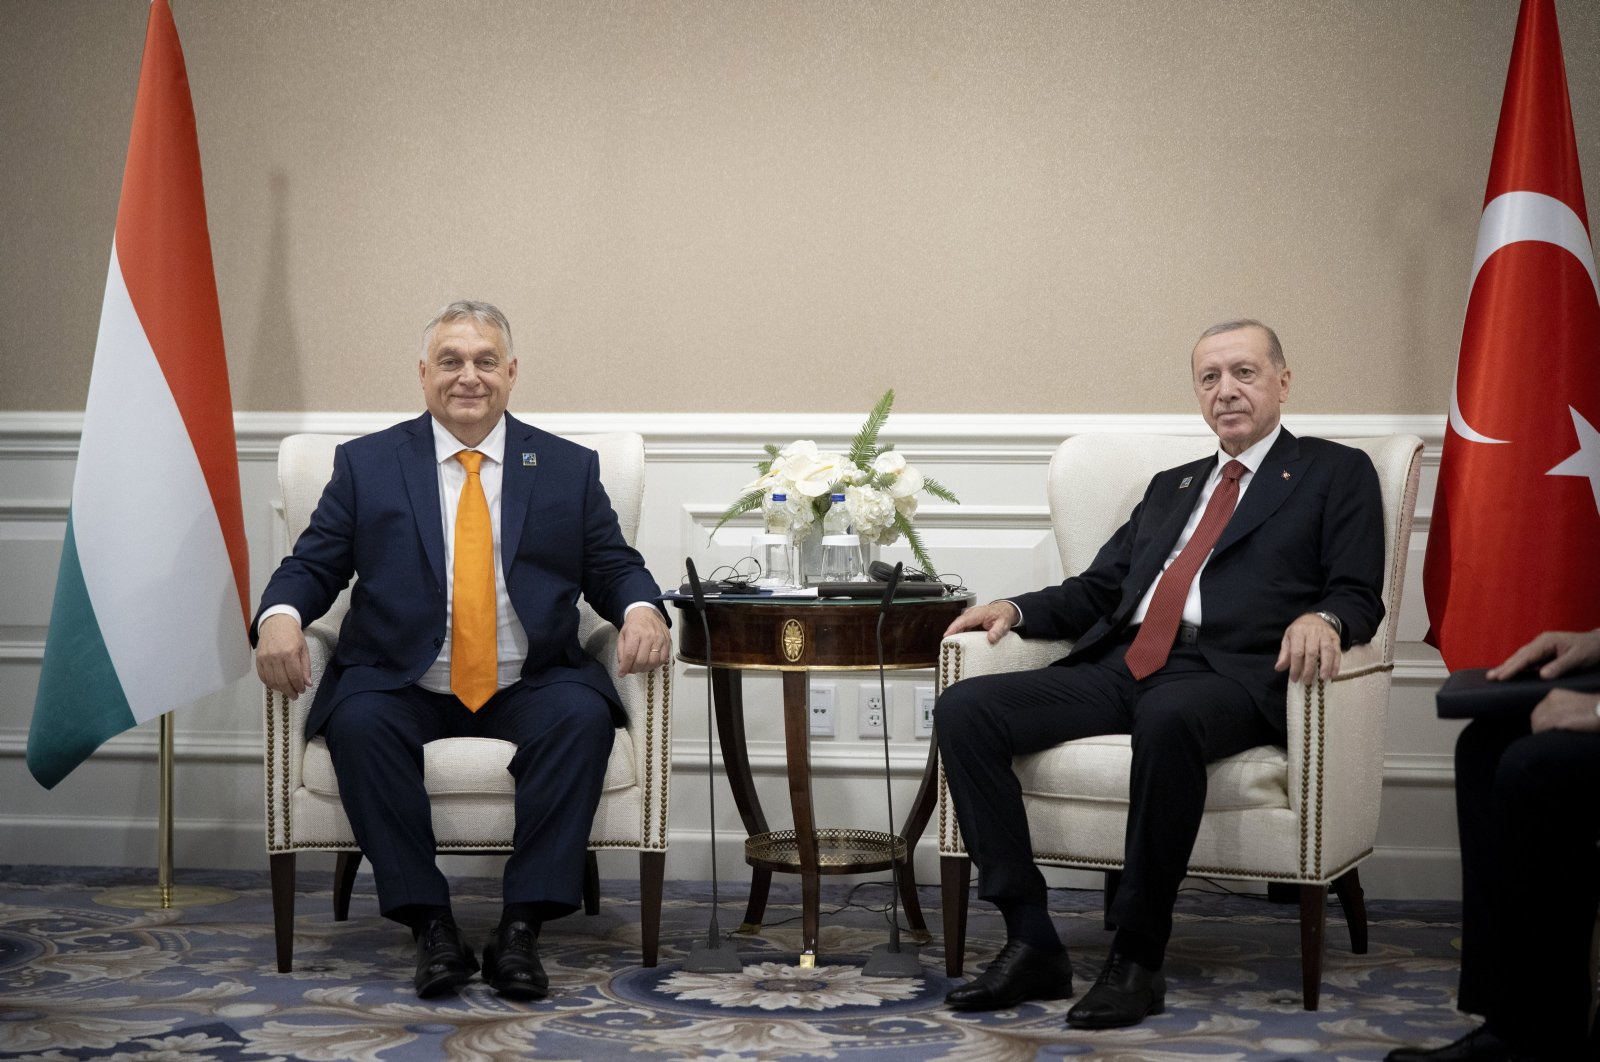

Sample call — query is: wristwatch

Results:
[1314,611,1343,638]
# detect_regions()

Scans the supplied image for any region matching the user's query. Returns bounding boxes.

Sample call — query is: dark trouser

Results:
[1454,716,1600,1055]
[321,680,615,922]
[936,639,1279,961]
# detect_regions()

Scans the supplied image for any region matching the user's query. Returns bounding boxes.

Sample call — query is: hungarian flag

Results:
[28,0,250,789]
[1423,0,1600,671]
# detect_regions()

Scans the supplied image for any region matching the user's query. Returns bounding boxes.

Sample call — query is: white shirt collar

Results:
[431,415,507,467]
[1216,423,1282,477]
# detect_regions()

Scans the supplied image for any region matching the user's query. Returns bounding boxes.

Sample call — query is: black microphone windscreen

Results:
[878,562,904,615]
[685,557,706,610]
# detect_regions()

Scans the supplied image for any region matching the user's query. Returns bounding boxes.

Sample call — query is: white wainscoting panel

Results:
[0,411,1460,899]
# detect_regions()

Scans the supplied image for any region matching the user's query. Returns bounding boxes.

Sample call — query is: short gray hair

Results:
[1197,318,1284,369]
[420,300,514,361]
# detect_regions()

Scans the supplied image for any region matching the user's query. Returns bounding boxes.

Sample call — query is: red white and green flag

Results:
[1423,0,1600,669]
[28,0,250,789]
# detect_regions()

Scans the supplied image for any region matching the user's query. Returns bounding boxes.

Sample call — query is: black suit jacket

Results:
[252,413,665,739]
[1008,430,1386,733]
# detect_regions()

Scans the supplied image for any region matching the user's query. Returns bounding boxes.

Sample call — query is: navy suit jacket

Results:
[1008,430,1386,734]
[253,413,665,740]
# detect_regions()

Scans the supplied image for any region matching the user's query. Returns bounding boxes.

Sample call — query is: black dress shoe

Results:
[482,921,549,1000]
[944,939,1074,1011]
[413,916,478,998]
[1065,952,1165,1029]
[1385,1026,1519,1062]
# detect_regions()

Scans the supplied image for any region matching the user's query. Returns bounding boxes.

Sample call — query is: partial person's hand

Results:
[1275,613,1342,684]
[1486,628,1600,682]
[616,606,672,676]
[943,600,1021,644]
[255,613,311,699]
[1530,688,1600,734]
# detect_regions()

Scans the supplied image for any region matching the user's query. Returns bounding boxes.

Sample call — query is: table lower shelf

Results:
[745,827,909,874]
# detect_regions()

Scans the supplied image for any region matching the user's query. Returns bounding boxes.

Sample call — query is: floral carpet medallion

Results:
[0,866,1481,1061]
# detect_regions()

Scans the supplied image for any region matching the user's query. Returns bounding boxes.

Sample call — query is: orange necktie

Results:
[451,450,497,710]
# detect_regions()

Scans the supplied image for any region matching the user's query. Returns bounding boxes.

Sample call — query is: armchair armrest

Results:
[938,630,1073,692]
[263,624,336,850]
[1282,650,1395,874]
[585,623,672,852]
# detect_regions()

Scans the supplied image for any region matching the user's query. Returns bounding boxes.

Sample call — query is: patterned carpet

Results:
[0,864,1478,1061]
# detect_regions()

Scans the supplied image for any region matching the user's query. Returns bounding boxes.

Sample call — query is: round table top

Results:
[675,591,973,671]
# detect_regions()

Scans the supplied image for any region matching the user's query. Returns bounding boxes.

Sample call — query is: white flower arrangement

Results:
[715,390,958,574]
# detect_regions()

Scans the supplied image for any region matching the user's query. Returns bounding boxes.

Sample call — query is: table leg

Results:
[781,669,820,966]
[895,736,942,941]
[711,667,772,933]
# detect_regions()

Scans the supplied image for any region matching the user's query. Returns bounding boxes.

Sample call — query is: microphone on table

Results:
[862,562,923,978]
[681,558,743,973]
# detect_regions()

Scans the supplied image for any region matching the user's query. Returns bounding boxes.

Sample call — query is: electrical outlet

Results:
[858,682,886,738]
[809,683,836,737]
[914,685,936,738]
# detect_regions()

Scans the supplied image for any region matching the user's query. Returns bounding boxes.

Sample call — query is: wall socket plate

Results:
[858,682,886,738]
[914,685,936,738]
[809,682,836,737]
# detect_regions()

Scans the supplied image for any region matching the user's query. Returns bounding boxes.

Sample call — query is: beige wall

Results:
[4,0,1598,416]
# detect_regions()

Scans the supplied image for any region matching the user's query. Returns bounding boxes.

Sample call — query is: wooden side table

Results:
[675,592,971,966]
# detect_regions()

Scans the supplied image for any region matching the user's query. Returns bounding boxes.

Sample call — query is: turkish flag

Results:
[1424,0,1600,671]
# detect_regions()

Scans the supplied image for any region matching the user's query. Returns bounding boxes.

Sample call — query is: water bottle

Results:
[756,492,793,585]
[822,493,849,536]
[820,493,858,581]
[763,491,792,535]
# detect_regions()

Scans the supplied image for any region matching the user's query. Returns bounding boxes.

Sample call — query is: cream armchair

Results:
[264,432,671,972]
[937,433,1423,1010]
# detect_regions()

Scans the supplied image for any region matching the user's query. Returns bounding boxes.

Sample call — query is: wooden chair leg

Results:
[1331,868,1369,953]
[1298,883,1328,1010]
[583,851,601,916]
[333,851,361,922]
[639,850,665,968]
[270,852,297,973]
[1103,869,1123,931]
[940,855,971,977]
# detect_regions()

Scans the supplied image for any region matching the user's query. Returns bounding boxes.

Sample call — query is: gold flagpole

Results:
[98,713,236,910]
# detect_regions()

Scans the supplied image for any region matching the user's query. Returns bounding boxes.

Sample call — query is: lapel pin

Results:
[522,453,538,467]
[1179,476,1193,489]
[1281,470,1291,480]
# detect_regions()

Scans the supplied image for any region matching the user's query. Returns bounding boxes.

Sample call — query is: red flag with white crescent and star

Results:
[1423,0,1600,670]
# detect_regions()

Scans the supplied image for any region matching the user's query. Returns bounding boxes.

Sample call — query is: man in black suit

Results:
[937,319,1386,1029]
[1386,627,1600,1062]
[254,301,671,1001]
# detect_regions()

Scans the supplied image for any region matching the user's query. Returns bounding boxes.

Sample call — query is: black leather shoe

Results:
[1065,952,1165,1029]
[413,915,478,998]
[1385,1026,1518,1062]
[944,939,1074,1011]
[482,921,549,1000]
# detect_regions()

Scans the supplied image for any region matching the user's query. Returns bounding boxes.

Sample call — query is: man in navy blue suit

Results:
[937,320,1386,1028]
[254,300,670,1000]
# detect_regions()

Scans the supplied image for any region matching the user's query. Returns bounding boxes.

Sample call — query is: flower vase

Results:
[795,532,825,587]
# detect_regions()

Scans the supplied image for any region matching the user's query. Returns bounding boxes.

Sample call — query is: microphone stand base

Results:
[862,941,924,978]
[684,938,745,973]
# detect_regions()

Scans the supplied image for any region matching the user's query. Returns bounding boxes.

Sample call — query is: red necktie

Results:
[451,450,497,710]
[1123,459,1246,681]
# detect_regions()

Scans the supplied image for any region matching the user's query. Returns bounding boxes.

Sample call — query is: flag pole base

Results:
[96,884,237,910]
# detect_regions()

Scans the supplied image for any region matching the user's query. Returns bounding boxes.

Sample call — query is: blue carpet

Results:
[0,865,1476,1060]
